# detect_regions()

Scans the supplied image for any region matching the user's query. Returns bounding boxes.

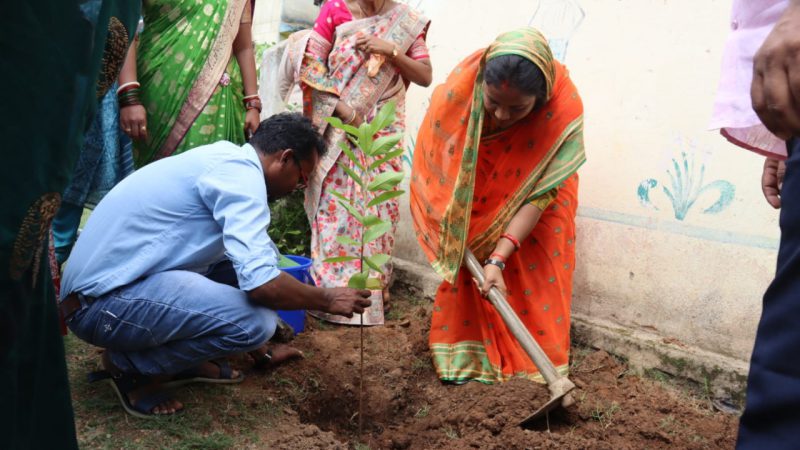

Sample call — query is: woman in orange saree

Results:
[281,0,431,325]
[410,27,585,383]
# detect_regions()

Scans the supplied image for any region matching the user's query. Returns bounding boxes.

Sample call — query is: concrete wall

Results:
[262,0,778,397]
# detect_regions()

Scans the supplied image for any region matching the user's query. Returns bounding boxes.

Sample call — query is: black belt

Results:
[58,293,92,321]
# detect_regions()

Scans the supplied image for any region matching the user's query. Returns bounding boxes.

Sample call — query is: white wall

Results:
[265,0,779,367]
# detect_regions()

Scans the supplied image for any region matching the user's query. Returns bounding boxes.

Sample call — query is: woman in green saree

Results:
[118,0,260,167]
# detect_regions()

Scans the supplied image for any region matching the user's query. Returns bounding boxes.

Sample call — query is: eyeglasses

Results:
[293,156,309,190]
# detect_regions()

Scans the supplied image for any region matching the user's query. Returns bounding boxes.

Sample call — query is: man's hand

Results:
[751,3,800,140]
[763,157,786,209]
[322,287,372,318]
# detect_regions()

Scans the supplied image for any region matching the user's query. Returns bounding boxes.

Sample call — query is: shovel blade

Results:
[518,393,568,428]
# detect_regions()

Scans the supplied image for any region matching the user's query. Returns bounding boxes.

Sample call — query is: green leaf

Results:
[324,116,360,136]
[359,122,373,155]
[364,220,392,244]
[367,170,404,192]
[365,277,383,290]
[324,256,359,263]
[338,141,365,171]
[369,148,405,170]
[348,271,369,289]
[330,189,349,202]
[335,235,360,246]
[369,101,397,136]
[367,190,405,208]
[337,161,364,188]
[362,215,382,227]
[364,254,391,274]
[337,199,364,222]
[370,133,403,157]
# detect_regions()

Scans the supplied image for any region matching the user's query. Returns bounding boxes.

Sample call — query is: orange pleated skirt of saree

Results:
[429,174,578,384]
[413,29,586,384]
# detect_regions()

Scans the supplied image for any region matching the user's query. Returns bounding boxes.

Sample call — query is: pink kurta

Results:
[710,0,788,158]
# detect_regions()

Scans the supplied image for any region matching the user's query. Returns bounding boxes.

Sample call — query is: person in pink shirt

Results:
[713,1,800,448]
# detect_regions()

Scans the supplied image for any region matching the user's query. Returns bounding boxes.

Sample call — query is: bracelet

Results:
[243,94,260,100]
[500,233,521,251]
[116,81,140,94]
[345,108,357,125]
[117,87,142,107]
[244,98,262,113]
[489,252,507,262]
[483,258,506,271]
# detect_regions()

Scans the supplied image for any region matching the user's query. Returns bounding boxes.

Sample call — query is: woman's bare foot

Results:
[102,351,183,415]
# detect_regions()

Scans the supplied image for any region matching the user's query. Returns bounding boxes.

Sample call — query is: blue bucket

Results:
[277,255,314,334]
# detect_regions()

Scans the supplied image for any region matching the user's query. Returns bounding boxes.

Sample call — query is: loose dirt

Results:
[242,296,738,449]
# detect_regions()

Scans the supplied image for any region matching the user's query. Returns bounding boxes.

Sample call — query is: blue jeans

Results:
[738,138,800,449]
[67,266,277,376]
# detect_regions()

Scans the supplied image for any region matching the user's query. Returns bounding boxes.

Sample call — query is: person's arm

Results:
[233,3,260,136]
[355,35,433,87]
[248,273,371,317]
[751,0,800,141]
[479,203,544,297]
[118,36,148,141]
[197,157,372,315]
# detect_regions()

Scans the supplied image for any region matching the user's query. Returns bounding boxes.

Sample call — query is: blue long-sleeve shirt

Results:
[62,141,281,298]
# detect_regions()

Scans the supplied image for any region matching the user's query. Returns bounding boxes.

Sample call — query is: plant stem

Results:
[359,313,364,437]
[357,143,370,440]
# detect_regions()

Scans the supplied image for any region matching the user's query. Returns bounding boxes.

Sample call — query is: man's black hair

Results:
[249,112,327,161]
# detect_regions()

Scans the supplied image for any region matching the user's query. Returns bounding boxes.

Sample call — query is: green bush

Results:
[268,190,311,256]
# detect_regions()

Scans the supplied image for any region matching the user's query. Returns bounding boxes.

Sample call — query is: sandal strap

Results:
[130,389,173,415]
[212,359,233,380]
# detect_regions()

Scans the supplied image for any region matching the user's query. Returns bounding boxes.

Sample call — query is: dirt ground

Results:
[253,301,737,450]
[68,292,738,449]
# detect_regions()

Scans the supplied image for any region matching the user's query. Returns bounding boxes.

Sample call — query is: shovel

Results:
[464,249,576,426]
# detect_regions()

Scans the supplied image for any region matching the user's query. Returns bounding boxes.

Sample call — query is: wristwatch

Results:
[483,258,506,270]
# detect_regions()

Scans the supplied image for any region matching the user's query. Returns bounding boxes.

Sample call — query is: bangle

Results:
[243,94,260,101]
[345,108,357,124]
[118,87,142,107]
[117,81,140,94]
[244,98,262,113]
[500,233,521,251]
[489,252,507,262]
[483,258,506,271]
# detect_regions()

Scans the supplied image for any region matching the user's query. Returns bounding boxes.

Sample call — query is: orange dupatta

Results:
[410,28,585,383]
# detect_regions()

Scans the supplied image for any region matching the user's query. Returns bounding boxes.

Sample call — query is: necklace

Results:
[355,0,386,18]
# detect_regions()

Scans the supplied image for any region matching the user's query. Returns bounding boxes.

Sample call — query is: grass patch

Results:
[66,336,291,449]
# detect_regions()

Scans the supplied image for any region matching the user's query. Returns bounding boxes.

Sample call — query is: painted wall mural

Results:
[637,146,735,221]
[528,0,585,62]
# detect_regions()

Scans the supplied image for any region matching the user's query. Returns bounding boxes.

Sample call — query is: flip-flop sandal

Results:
[88,370,181,419]
[164,359,244,388]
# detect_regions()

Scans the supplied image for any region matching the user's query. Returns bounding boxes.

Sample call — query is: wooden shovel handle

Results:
[463,249,561,385]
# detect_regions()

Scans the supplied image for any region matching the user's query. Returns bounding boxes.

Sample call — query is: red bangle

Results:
[500,233,521,251]
[490,252,507,262]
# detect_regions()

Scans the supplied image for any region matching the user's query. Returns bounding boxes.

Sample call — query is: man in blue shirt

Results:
[59,113,371,417]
